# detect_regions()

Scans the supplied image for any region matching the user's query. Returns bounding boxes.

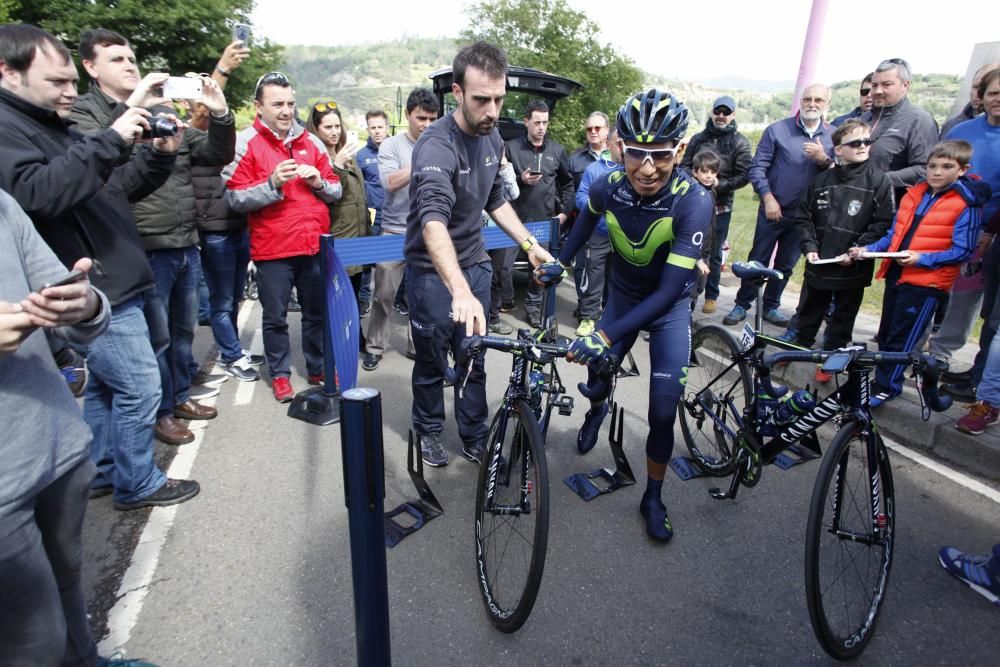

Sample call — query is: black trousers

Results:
[795,284,865,349]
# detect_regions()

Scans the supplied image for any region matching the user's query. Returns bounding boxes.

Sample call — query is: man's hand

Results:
[533,260,565,286]
[20,258,99,328]
[803,138,829,166]
[218,40,251,73]
[806,251,820,263]
[125,72,170,109]
[696,258,710,276]
[150,115,187,153]
[296,164,323,189]
[452,288,487,337]
[198,76,229,116]
[270,159,298,188]
[567,330,610,365]
[0,301,35,356]
[526,243,554,269]
[762,193,782,222]
[521,168,542,186]
[897,250,921,266]
[111,107,152,145]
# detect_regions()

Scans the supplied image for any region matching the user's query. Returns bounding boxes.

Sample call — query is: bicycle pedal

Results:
[708,487,732,500]
[555,395,574,416]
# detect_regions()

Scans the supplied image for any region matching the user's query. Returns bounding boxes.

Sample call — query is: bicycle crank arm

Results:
[709,470,742,500]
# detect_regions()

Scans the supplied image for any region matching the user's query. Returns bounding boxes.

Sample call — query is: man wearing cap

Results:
[680,95,751,314]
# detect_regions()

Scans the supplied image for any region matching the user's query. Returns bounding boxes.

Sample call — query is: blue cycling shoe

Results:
[639,496,674,542]
[576,401,609,454]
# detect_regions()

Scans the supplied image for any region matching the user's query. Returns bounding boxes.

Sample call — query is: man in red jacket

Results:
[223,72,342,402]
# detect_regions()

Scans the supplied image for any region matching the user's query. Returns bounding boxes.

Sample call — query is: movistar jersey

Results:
[559,166,713,342]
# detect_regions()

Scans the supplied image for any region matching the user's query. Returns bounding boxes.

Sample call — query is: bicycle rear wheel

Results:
[805,421,895,660]
[679,324,749,474]
[474,398,549,633]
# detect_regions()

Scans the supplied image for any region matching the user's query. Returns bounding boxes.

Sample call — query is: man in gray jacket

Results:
[0,189,111,665]
[72,28,236,446]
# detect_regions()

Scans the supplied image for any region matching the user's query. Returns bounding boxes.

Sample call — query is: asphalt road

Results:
[81,288,1000,666]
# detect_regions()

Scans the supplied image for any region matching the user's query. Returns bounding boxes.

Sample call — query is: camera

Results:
[141,117,178,139]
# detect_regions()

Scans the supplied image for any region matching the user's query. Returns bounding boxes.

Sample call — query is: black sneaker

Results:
[193,371,228,388]
[462,440,486,464]
[360,301,372,317]
[394,303,409,317]
[288,295,302,312]
[500,301,515,313]
[526,310,542,329]
[942,383,977,403]
[420,433,448,467]
[114,479,200,511]
[488,319,513,335]
[188,384,220,401]
[224,356,260,382]
[362,353,381,371]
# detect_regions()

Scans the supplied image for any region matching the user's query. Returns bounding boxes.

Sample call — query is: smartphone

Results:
[347,130,359,145]
[528,169,543,176]
[162,76,203,100]
[232,22,252,45]
[41,269,84,291]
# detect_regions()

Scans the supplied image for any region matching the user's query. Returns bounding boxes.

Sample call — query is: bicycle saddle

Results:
[731,260,784,282]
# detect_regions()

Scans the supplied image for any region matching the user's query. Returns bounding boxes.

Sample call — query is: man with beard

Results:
[723,84,834,327]
[680,95,751,314]
[403,42,554,467]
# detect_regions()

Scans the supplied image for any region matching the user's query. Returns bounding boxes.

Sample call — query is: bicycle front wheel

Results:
[679,324,750,474]
[805,421,895,660]
[474,398,549,633]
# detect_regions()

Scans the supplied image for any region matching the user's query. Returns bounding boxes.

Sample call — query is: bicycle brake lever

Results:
[457,355,475,400]
[911,366,931,421]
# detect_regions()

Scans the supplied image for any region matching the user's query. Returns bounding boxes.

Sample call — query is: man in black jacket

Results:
[73,28,236,446]
[0,24,200,511]
[506,99,574,327]
[680,95,752,314]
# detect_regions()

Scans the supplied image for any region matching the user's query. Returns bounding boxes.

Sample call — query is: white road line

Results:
[882,436,1000,505]
[98,405,208,654]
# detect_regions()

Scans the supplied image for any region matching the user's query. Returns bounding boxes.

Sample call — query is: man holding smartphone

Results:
[505,99,574,328]
[0,24,200,510]
[73,28,237,445]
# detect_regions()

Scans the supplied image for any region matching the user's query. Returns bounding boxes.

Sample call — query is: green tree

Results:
[6,0,282,107]
[461,0,643,148]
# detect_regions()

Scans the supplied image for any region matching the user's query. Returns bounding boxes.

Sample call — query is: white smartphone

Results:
[162,76,203,100]
[347,130,359,145]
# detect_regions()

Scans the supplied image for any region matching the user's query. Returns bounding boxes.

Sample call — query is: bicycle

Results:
[678,261,951,660]
[449,322,617,633]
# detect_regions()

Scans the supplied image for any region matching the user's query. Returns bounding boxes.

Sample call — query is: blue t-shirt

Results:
[946,115,1000,222]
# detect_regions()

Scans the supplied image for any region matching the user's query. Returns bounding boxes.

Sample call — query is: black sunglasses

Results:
[712,107,733,116]
[839,138,873,149]
[860,87,872,96]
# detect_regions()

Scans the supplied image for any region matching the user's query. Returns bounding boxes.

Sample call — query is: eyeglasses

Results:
[586,125,606,132]
[860,87,872,96]
[313,100,338,112]
[621,144,681,166]
[839,138,873,149]
[801,97,827,104]
[254,71,289,96]
[712,107,733,116]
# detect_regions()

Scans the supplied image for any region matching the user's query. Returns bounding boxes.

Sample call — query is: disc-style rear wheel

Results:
[474,399,549,633]
[805,422,895,660]
[679,325,750,474]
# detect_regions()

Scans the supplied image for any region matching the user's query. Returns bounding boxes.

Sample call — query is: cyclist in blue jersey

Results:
[536,89,713,541]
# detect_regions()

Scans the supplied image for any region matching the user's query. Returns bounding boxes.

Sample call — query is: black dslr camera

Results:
[141,117,178,139]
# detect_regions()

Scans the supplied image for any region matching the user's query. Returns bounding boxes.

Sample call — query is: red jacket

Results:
[223,116,341,261]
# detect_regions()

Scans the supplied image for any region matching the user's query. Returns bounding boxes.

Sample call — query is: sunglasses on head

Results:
[839,137,873,149]
[621,144,681,166]
[254,71,289,95]
[712,107,733,116]
[313,100,337,112]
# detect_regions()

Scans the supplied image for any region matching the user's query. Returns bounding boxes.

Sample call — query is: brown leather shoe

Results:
[155,415,194,445]
[174,399,218,420]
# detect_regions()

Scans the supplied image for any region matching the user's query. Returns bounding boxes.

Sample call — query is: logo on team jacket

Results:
[847,199,862,216]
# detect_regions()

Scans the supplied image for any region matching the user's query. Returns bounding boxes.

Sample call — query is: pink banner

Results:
[790,0,830,116]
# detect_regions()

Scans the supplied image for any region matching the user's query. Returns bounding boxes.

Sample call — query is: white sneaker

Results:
[224,355,260,382]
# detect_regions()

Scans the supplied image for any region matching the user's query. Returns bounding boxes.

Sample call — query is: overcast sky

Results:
[252,0,1000,85]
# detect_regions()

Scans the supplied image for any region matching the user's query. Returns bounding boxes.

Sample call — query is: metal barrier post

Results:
[340,388,391,666]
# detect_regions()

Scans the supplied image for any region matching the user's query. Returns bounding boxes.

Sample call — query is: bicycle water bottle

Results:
[528,369,545,416]
[771,389,816,426]
[756,383,788,431]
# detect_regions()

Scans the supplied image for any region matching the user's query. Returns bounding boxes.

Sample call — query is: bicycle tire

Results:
[679,324,750,475]
[474,398,549,633]
[805,421,895,660]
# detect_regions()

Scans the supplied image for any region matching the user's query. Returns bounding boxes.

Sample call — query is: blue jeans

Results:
[202,230,250,363]
[0,459,98,666]
[407,261,492,446]
[976,326,1000,405]
[704,210,733,302]
[256,254,324,378]
[734,206,801,312]
[144,247,201,416]
[82,297,167,503]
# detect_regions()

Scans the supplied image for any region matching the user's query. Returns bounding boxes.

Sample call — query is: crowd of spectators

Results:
[2,19,999,660]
